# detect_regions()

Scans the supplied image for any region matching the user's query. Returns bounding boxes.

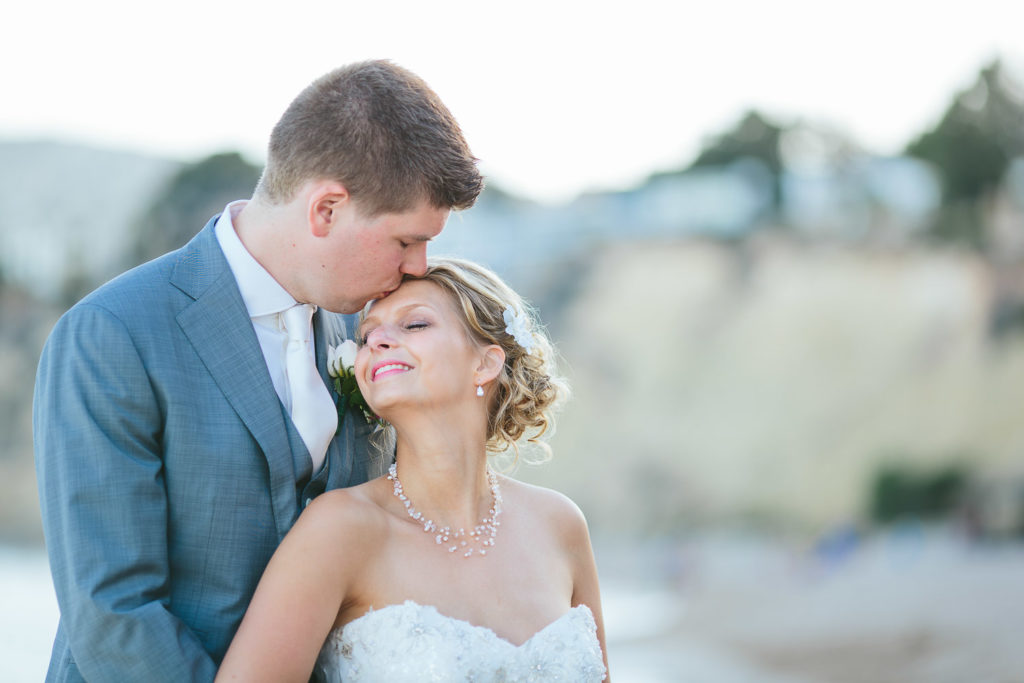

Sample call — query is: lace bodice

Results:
[315,601,606,682]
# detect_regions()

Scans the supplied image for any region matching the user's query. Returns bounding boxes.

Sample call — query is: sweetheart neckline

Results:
[331,600,594,649]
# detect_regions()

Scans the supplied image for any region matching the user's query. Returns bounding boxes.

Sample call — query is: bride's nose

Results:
[366,325,395,349]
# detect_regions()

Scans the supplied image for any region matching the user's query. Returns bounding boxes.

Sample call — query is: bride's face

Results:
[354,279,484,417]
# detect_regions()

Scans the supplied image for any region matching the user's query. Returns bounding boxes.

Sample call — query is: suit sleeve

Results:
[34,302,217,682]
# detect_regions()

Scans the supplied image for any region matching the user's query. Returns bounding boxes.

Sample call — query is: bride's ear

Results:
[474,346,505,386]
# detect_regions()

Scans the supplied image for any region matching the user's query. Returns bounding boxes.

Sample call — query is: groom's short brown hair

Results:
[256,60,483,215]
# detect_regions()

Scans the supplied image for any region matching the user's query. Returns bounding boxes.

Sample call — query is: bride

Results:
[217,257,609,681]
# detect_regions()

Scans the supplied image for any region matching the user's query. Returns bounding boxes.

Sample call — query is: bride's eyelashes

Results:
[357,320,431,346]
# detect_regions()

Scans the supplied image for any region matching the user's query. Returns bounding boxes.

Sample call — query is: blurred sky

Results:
[2,0,1023,204]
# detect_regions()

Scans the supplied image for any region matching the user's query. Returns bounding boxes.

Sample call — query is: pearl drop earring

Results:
[476,384,484,397]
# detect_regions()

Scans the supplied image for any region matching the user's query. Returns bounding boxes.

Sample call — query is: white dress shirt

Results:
[214,200,317,418]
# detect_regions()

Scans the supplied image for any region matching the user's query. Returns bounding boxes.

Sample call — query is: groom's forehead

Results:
[368,202,449,237]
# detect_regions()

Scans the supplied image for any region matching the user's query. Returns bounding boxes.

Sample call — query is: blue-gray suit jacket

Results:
[34,218,379,681]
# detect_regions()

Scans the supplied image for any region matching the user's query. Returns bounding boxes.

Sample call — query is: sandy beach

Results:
[603,529,1024,682]
[5,530,1024,682]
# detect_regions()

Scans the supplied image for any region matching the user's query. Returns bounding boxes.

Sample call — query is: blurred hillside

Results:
[520,238,1024,533]
[0,140,180,305]
[3,59,1024,544]
[0,284,57,542]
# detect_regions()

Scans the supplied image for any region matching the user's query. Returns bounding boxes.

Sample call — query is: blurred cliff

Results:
[3,59,1024,544]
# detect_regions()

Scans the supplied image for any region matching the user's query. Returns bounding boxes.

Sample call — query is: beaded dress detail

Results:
[315,601,606,682]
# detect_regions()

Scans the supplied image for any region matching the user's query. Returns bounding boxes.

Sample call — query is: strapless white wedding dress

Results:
[315,600,606,681]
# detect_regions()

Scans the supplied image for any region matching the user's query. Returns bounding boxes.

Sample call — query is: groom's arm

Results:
[34,302,217,682]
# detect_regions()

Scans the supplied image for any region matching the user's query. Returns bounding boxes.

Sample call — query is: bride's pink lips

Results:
[371,360,413,382]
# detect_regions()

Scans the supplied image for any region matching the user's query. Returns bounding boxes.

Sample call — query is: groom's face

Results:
[314,199,450,314]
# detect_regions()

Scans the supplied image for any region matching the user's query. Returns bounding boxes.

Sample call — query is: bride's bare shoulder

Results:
[500,476,590,536]
[500,477,600,595]
[289,478,391,551]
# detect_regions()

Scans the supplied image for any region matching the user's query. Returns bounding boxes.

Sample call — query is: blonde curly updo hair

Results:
[398,256,568,459]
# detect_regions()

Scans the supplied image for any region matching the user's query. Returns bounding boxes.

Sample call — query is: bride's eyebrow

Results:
[396,303,434,317]
[356,312,380,338]
[358,303,435,335]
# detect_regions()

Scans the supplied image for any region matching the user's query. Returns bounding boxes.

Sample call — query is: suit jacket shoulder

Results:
[72,216,227,323]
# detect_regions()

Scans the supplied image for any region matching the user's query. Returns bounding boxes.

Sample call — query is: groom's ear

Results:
[308,181,351,237]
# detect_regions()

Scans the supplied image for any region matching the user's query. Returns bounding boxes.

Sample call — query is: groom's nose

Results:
[399,242,428,277]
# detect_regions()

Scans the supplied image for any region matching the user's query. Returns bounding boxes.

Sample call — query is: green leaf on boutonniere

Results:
[328,340,385,428]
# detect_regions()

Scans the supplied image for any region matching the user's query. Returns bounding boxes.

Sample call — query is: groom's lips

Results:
[367,287,398,303]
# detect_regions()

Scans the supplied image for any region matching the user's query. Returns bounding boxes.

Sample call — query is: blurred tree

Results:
[690,109,787,214]
[131,152,262,266]
[59,247,95,308]
[870,467,918,523]
[869,463,968,524]
[921,467,968,517]
[906,60,1024,247]
[778,121,863,172]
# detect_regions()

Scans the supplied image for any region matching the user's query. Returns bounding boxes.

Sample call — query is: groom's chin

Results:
[322,300,365,315]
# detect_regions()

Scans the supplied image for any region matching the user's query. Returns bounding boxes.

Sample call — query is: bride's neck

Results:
[390,418,492,524]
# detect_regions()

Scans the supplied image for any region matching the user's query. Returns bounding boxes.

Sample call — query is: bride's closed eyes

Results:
[357,317,433,346]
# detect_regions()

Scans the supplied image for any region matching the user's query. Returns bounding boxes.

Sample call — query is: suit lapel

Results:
[171,221,298,539]
[314,309,352,485]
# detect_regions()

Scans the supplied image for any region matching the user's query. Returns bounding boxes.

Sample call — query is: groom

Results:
[33,60,482,682]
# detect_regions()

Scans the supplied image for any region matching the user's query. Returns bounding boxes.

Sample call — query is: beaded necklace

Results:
[387,462,502,558]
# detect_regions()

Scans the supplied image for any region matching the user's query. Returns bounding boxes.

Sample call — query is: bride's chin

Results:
[365,397,407,424]
[373,399,439,430]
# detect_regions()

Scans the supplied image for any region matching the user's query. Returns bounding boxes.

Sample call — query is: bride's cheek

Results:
[354,361,370,395]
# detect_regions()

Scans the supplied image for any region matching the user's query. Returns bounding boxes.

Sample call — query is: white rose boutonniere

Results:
[327,340,380,426]
[328,339,359,374]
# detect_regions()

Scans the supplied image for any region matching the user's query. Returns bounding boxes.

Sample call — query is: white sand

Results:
[604,530,1024,682]
[4,532,1023,682]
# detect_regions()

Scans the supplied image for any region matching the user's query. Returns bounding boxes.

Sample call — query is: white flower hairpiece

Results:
[502,305,535,355]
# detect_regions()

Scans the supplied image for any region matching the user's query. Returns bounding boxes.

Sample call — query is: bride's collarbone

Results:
[374,516,566,585]
[348,538,571,643]
[339,478,577,638]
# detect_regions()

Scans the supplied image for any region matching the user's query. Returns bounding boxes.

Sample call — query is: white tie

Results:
[281,304,338,472]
